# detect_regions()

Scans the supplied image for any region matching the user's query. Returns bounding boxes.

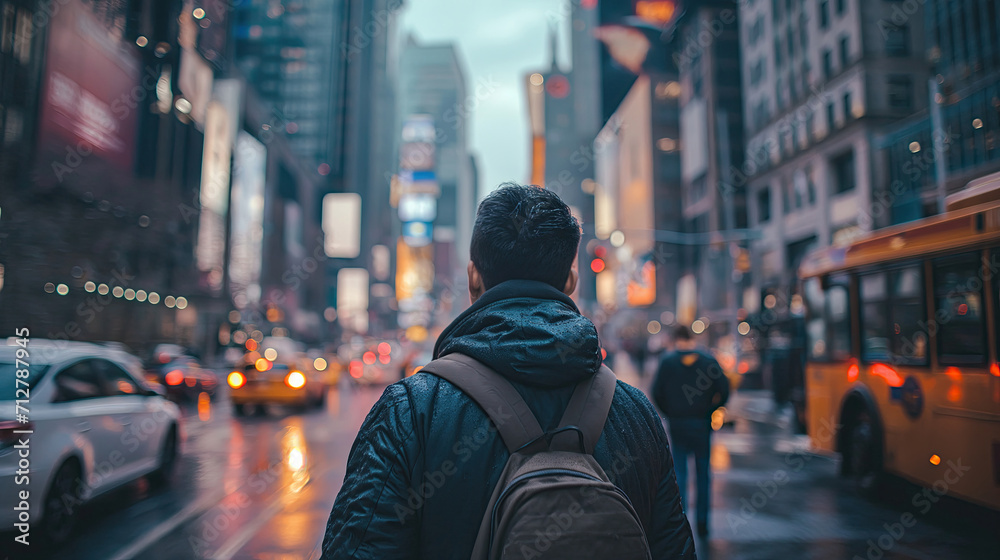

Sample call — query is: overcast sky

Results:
[399,0,572,200]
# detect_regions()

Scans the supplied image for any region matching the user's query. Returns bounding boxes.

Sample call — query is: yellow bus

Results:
[800,175,1000,511]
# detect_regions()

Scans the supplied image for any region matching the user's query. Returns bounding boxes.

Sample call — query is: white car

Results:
[0,339,181,544]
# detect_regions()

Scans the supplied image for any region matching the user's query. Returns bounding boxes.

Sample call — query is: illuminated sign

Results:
[627,257,657,307]
[230,132,267,307]
[402,221,433,247]
[398,194,437,222]
[402,114,436,143]
[337,268,369,334]
[323,193,362,258]
[634,1,677,26]
[395,238,435,302]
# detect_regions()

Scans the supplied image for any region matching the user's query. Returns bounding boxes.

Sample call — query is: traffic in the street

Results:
[0,353,996,559]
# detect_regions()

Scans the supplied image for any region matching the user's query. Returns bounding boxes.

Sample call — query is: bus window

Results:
[860,272,890,362]
[934,254,987,365]
[827,282,851,361]
[861,265,927,365]
[804,278,826,360]
[890,265,928,365]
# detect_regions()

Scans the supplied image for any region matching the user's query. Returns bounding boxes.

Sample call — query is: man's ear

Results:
[468,260,485,304]
[562,267,578,296]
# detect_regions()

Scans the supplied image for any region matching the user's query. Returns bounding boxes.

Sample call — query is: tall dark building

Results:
[232,0,402,337]
[0,0,229,353]
[879,0,1000,225]
[666,0,745,339]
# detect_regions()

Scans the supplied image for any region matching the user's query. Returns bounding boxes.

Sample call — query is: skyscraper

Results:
[397,36,475,324]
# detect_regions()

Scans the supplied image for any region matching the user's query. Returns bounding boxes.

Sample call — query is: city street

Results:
[1,382,385,560]
[2,363,996,560]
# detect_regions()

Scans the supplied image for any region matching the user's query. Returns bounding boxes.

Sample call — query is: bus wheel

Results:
[845,409,882,494]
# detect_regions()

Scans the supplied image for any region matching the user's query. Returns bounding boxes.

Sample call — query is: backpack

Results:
[422,353,652,560]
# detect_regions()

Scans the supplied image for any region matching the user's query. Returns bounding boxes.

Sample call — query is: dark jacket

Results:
[652,350,730,419]
[321,280,695,559]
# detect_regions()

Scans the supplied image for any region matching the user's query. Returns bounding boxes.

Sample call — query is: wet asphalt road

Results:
[2,366,997,559]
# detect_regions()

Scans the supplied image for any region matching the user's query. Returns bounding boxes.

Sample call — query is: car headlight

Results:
[228,371,246,389]
[285,371,306,389]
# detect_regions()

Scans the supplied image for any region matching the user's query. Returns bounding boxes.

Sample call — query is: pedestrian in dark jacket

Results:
[652,325,730,538]
[321,183,695,559]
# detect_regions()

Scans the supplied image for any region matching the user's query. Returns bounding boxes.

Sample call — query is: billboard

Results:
[402,222,433,247]
[195,101,232,293]
[36,0,140,192]
[395,238,434,302]
[323,193,362,258]
[337,268,370,334]
[398,169,440,196]
[401,114,436,143]
[230,132,267,307]
[398,194,437,222]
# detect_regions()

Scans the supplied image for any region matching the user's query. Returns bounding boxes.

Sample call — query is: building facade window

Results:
[831,149,856,193]
[884,24,910,56]
[839,35,850,67]
[822,49,832,80]
[775,38,783,68]
[826,102,836,131]
[842,91,852,121]
[835,0,846,16]
[887,74,913,109]
[758,187,772,222]
[819,0,829,29]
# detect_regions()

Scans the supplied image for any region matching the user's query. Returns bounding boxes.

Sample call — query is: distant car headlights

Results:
[285,371,306,389]
[227,371,246,389]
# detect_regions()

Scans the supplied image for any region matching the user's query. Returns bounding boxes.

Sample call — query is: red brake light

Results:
[847,363,859,383]
[871,363,903,387]
[350,361,364,378]
[165,369,184,386]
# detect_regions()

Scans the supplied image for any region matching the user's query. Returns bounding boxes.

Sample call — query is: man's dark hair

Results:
[673,325,693,341]
[470,183,581,290]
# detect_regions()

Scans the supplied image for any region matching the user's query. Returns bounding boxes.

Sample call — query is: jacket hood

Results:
[433,279,602,388]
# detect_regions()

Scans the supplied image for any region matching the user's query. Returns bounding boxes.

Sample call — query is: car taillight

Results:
[285,371,306,389]
[0,421,32,452]
[165,369,184,386]
[228,371,246,389]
